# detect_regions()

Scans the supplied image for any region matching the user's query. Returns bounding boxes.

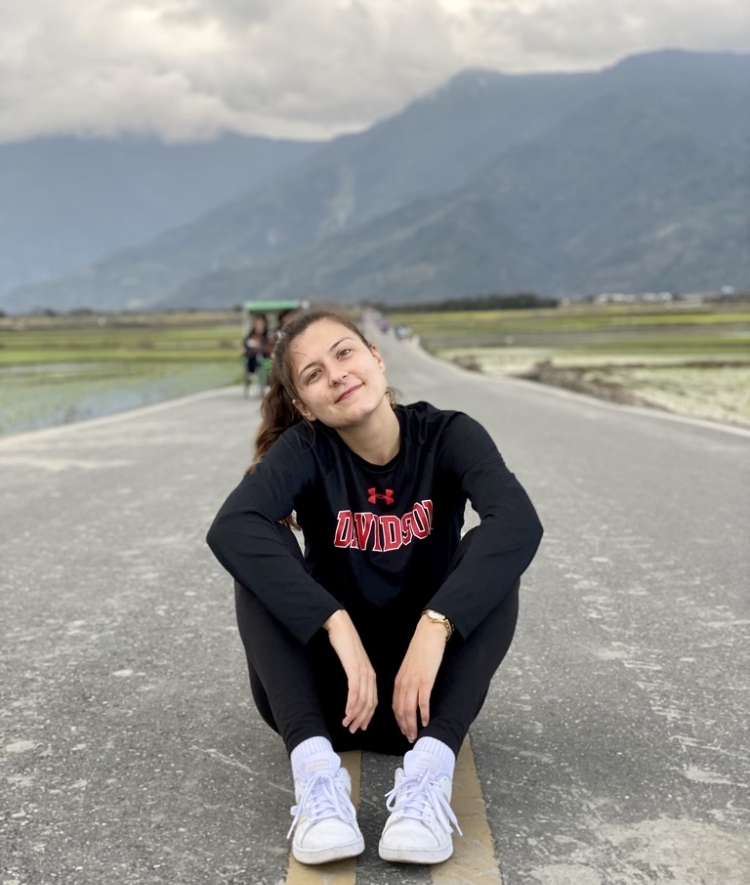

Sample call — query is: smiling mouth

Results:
[336,384,363,403]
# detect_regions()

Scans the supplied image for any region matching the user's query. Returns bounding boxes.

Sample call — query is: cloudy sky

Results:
[2,0,748,144]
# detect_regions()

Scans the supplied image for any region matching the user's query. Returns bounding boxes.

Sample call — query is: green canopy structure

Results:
[243,299,305,313]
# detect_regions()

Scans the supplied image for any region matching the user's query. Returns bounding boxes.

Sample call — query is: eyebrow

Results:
[297,337,356,380]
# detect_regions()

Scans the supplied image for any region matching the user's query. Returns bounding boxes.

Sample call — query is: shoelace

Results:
[287,771,355,839]
[384,769,463,836]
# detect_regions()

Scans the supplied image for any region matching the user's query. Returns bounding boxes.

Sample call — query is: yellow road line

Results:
[431,736,504,885]
[284,750,362,885]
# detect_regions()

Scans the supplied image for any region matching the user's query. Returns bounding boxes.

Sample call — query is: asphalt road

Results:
[2,330,749,885]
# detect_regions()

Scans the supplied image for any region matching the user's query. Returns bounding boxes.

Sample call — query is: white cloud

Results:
[0,0,748,143]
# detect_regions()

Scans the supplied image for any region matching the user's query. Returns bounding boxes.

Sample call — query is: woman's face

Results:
[289,319,388,428]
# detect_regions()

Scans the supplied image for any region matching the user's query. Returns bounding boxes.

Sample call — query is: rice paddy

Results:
[385,301,750,427]
[0,311,244,435]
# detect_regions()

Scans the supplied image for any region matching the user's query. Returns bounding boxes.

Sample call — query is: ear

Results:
[370,344,386,371]
[292,398,316,422]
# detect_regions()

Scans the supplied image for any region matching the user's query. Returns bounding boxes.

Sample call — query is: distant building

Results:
[594,291,673,304]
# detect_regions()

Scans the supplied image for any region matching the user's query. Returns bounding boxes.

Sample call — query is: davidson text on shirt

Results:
[333,500,434,552]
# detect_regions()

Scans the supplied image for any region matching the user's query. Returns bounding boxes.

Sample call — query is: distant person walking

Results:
[242,313,271,397]
[207,310,543,866]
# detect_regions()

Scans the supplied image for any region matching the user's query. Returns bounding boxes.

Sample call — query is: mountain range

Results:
[2,50,748,313]
[0,135,319,296]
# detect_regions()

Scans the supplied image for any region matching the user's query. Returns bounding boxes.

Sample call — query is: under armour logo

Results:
[367,487,395,505]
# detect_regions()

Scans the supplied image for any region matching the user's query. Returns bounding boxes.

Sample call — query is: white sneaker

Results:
[378,765,462,864]
[287,766,365,865]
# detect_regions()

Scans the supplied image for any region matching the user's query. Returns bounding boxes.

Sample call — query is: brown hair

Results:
[249,310,395,473]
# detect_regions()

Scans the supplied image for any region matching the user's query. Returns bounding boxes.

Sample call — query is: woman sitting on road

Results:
[207,310,543,866]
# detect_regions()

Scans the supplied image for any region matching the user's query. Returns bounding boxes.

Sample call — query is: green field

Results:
[0,311,242,365]
[385,301,750,427]
[0,312,245,435]
[387,302,750,344]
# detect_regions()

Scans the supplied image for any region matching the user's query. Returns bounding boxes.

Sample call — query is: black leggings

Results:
[234,528,519,757]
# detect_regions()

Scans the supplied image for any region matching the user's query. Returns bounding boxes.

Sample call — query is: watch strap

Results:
[422,608,454,641]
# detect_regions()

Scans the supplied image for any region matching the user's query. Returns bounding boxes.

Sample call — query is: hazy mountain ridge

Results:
[0,134,320,296]
[3,50,749,312]
[1,66,604,312]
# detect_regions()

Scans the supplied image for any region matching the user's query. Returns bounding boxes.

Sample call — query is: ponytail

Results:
[248,369,303,474]
[248,362,309,530]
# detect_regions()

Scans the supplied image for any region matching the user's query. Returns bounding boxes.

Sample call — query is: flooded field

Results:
[440,347,750,426]
[0,311,245,436]
[0,360,239,436]
[387,301,750,428]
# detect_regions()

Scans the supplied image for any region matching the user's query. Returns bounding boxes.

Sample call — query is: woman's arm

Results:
[208,430,379,733]
[427,413,544,638]
[392,614,449,743]
[392,413,542,741]
[323,610,378,733]
[206,432,343,645]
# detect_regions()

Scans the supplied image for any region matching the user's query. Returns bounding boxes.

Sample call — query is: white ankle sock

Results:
[404,737,456,780]
[290,736,339,781]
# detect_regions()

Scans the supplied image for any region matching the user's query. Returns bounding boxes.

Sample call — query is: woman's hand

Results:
[323,609,378,733]
[392,617,448,743]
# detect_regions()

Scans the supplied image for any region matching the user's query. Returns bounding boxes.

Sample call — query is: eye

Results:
[338,347,352,358]
[306,369,321,383]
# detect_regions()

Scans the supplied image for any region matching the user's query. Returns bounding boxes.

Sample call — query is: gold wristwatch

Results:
[422,609,454,642]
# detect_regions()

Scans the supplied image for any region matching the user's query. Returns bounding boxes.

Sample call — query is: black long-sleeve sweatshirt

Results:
[207,401,543,645]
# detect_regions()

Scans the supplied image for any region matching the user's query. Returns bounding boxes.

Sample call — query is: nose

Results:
[329,365,348,385]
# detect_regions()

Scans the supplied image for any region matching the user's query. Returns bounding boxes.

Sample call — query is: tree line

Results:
[377,293,558,313]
